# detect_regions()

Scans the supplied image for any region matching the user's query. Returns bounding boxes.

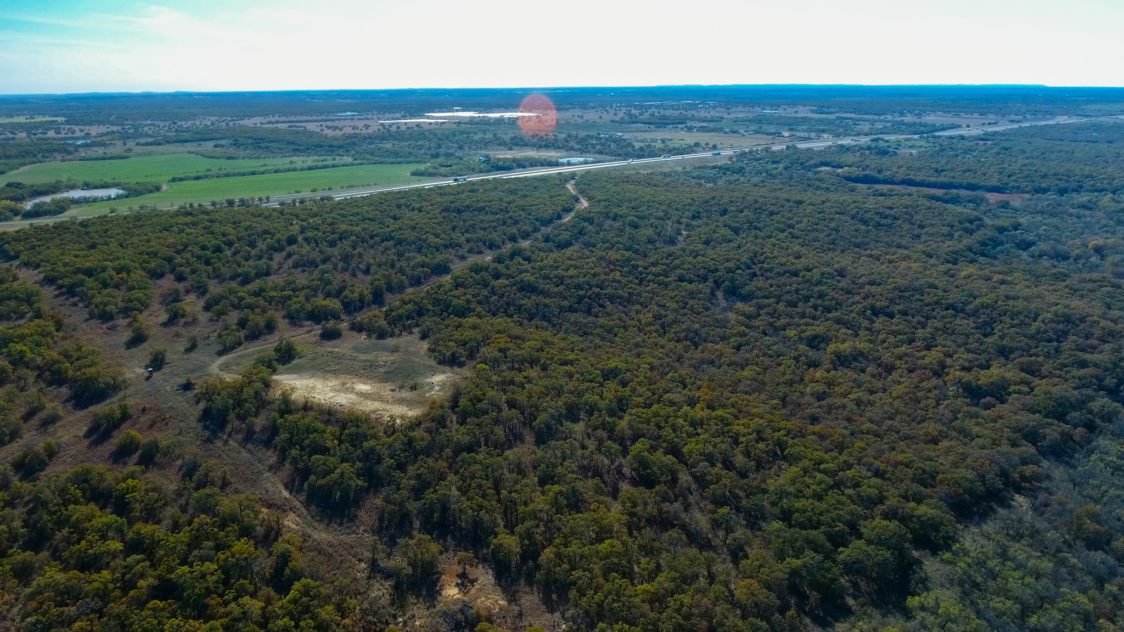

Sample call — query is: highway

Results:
[259,115,1120,207]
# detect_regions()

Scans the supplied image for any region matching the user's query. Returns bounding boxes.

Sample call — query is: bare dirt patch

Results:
[437,557,509,617]
[273,373,441,420]
[863,182,1031,206]
[984,191,1031,206]
[428,554,563,630]
[221,333,460,422]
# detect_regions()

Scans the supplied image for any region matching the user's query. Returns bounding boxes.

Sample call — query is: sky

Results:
[0,0,1121,94]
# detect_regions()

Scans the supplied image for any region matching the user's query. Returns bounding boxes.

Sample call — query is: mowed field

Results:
[7,153,345,184]
[72,163,429,214]
[1,152,430,220]
[0,115,65,123]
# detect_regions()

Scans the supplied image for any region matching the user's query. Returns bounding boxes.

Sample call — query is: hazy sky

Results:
[0,0,1121,93]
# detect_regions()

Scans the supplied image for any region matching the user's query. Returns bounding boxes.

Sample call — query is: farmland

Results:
[71,162,429,213]
[0,115,65,123]
[7,152,347,184]
[0,150,428,223]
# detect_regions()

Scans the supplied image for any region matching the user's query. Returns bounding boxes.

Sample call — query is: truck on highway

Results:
[452,176,468,183]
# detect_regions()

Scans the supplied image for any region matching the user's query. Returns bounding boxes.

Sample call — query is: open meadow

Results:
[7,152,347,184]
[73,162,428,212]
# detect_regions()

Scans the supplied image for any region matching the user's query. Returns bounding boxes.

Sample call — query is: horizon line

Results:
[4,82,1124,98]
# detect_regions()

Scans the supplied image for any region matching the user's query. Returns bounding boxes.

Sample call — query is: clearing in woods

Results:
[217,333,460,422]
[208,178,588,421]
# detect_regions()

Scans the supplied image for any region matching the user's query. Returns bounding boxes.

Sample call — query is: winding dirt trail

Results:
[564,180,590,216]
[197,179,593,567]
[210,179,590,376]
[207,328,319,377]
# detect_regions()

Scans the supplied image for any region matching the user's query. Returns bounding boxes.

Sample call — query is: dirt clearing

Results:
[221,333,460,422]
[273,371,452,420]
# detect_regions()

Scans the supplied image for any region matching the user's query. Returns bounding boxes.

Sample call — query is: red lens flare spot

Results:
[518,93,557,137]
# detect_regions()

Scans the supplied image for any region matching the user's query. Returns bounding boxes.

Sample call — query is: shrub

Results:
[0,415,20,446]
[126,319,151,348]
[320,321,342,340]
[71,368,125,408]
[148,348,167,371]
[137,437,162,466]
[113,429,143,460]
[38,403,64,426]
[164,303,188,325]
[14,441,57,478]
[217,328,244,353]
[274,338,299,365]
[87,401,131,440]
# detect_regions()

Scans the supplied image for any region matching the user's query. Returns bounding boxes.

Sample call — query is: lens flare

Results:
[518,93,557,136]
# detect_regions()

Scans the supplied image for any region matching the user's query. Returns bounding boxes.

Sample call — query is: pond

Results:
[24,187,126,208]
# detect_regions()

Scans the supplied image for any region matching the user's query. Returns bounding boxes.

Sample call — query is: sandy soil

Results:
[437,558,509,617]
[273,370,455,421]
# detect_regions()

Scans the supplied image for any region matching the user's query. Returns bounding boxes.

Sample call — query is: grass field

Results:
[220,333,458,421]
[71,162,428,214]
[0,115,64,124]
[7,153,345,184]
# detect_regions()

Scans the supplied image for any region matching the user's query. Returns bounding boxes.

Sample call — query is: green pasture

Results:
[7,153,344,185]
[71,163,428,215]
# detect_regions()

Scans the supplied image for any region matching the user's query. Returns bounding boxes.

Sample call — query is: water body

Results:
[425,111,536,118]
[25,187,125,208]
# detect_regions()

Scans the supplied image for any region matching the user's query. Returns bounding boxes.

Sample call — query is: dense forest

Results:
[138,125,662,164]
[736,122,1124,196]
[0,110,1122,630]
[3,178,574,346]
[0,140,76,175]
[0,270,357,628]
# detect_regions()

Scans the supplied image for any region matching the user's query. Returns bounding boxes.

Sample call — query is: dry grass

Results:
[217,331,460,423]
